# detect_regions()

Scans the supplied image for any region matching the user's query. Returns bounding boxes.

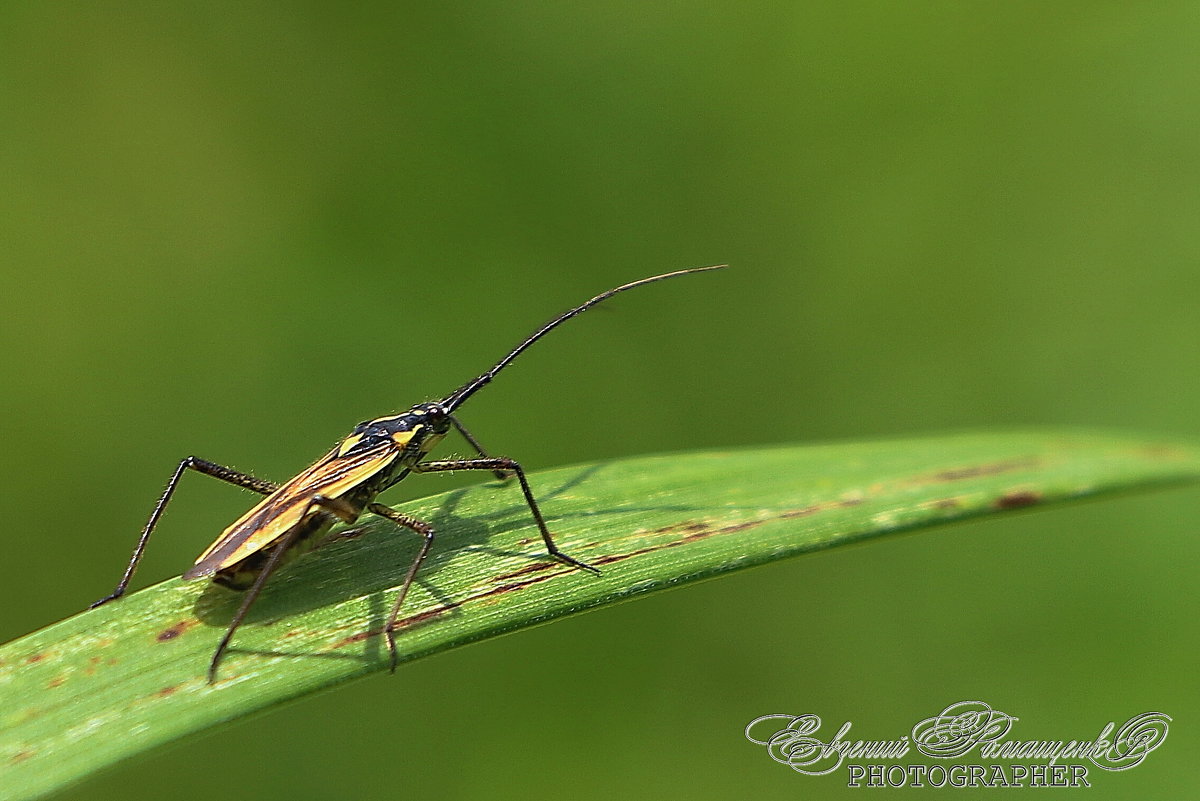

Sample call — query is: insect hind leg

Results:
[89,457,279,609]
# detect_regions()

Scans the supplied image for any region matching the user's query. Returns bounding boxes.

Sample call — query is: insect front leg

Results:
[448,415,511,480]
[89,457,279,609]
[365,503,435,674]
[413,457,600,575]
[208,493,358,683]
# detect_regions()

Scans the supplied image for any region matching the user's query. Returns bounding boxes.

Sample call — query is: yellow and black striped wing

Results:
[184,440,400,579]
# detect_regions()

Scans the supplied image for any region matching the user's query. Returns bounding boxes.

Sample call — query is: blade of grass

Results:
[2,429,1198,799]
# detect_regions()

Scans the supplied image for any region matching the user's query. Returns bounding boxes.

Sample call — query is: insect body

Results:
[90,265,725,682]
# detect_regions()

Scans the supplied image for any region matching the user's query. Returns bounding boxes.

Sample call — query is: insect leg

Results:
[413,457,599,575]
[208,493,357,682]
[364,503,435,673]
[90,457,279,609]
[448,415,510,480]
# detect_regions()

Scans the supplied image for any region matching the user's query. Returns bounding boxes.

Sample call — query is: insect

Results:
[89,265,725,682]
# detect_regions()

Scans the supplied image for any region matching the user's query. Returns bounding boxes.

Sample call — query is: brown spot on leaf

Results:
[396,603,462,628]
[26,652,46,664]
[156,684,180,697]
[487,570,566,598]
[995,490,1042,510]
[9,749,34,764]
[337,631,370,647]
[781,505,821,519]
[678,526,715,544]
[157,620,198,642]
[334,600,463,648]
[1135,443,1185,459]
[493,562,556,582]
[715,520,763,535]
[780,496,863,520]
[650,520,695,535]
[46,675,65,689]
[591,517,769,568]
[933,459,1037,482]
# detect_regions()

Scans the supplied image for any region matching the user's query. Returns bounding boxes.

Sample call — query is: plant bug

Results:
[89,265,725,682]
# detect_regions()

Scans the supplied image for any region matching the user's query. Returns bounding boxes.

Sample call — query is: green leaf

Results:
[1,429,1197,799]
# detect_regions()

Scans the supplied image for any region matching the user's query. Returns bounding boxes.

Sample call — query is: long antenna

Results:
[441,264,727,412]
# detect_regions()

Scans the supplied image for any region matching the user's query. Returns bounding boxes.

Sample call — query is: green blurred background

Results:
[2,3,1197,798]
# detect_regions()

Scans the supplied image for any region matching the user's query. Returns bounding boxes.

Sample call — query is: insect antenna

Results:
[440,264,726,413]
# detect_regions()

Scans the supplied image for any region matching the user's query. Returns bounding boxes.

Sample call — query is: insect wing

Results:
[184,441,400,579]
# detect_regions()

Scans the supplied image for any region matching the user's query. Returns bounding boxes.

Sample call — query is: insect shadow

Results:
[191,464,608,668]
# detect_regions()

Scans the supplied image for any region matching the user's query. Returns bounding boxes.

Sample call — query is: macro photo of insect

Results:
[89,266,726,682]
[1,5,1196,801]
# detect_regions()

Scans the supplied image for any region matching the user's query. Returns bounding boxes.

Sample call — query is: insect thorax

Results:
[350,405,450,460]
